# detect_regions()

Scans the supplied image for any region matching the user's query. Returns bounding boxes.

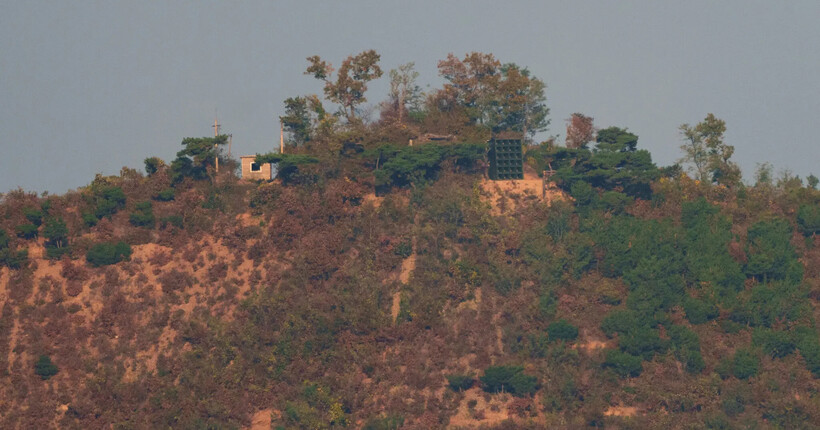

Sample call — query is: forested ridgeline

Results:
[1,51,819,429]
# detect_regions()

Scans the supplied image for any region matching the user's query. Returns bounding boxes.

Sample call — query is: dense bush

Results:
[82,212,98,227]
[153,188,175,202]
[129,201,155,228]
[368,143,485,190]
[797,204,820,236]
[144,156,164,175]
[23,207,43,226]
[617,328,668,360]
[668,325,705,373]
[86,241,132,267]
[34,355,59,380]
[794,326,820,376]
[744,219,802,284]
[682,296,719,325]
[160,215,184,229]
[0,227,28,267]
[480,366,538,396]
[547,319,579,342]
[752,328,795,359]
[601,309,640,338]
[393,240,412,258]
[43,217,69,259]
[446,374,475,392]
[362,415,404,430]
[93,186,127,219]
[602,350,643,377]
[731,349,759,380]
[0,248,28,269]
[729,281,808,328]
[15,223,38,239]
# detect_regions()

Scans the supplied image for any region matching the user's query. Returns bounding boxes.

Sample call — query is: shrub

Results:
[86,241,132,267]
[154,188,175,202]
[43,217,69,259]
[682,296,719,324]
[752,328,795,359]
[93,186,126,219]
[0,248,28,269]
[129,201,155,228]
[34,355,59,380]
[547,319,579,342]
[446,374,474,392]
[0,229,8,250]
[24,207,43,226]
[601,309,640,337]
[668,325,705,373]
[46,246,70,259]
[480,366,538,396]
[603,350,643,377]
[797,204,820,237]
[82,212,98,227]
[618,328,668,360]
[160,215,184,229]
[362,415,404,430]
[793,326,820,376]
[144,156,165,176]
[15,223,38,239]
[721,390,747,417]
[394,240,412,258]
[508,372,539,397]
[732,349,759,380]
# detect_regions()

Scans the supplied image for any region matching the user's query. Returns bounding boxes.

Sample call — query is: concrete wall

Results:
[240,156,272,180]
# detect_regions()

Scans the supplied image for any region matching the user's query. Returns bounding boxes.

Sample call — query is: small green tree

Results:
[745,219,802,284]
[480,366,538,396]
[171,135,228,183]
[144,156,165,175]
[807,174,819,190]
[43,217,70,259]
[153,188,175,202]
[732,349,759,380]
[547,319,579,342]
[603,350,643,377]
[446,374,475,392]
[86,241,132,267]
[34,355,59,380]
[682,296,719,325]
[24,207,43,226]
[306,50,383,121]
[0,228,9,250]
[129,201,155,228]
[797,204,820,237]
[752,328,795,359]
[254,153,320,184]
[678,114,740,186]
[93,186,127,219]
[15,223,38,239]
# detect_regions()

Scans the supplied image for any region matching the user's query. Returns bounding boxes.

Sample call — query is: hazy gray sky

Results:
[2,1,818,193]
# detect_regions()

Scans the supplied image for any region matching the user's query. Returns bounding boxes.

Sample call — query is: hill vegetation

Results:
[1,51,819,429]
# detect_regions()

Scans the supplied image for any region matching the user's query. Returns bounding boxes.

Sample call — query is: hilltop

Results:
[1,51,820,429]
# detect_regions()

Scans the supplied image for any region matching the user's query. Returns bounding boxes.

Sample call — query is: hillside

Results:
[1,148,819,429]
[2,51,820,429]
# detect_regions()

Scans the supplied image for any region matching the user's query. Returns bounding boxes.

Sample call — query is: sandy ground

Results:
[448,387,512,429]
[479,173,567,215]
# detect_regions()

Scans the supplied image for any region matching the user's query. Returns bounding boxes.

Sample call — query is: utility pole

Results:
[279,118,284,154]
[213,117,221,173]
